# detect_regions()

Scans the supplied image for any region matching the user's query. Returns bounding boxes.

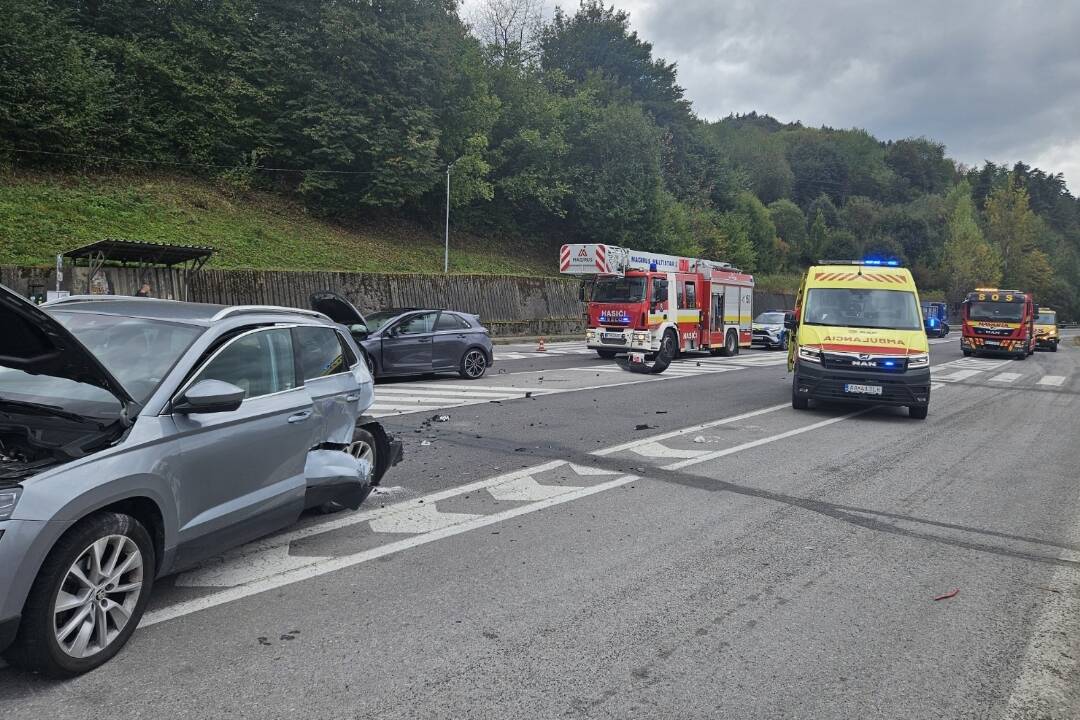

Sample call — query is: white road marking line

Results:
[594,403,789,456]
[933,369,983,382]
[629,441,709,459]
[487,475,586,502]
[1037,375,1066,387]
[989,372,1023,383]
[174,545,331,589]
[662,408,870,471]
[141,473,640,627]
[370,505,484,534]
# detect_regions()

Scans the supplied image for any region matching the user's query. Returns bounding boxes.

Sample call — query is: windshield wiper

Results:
[0,399,107,426]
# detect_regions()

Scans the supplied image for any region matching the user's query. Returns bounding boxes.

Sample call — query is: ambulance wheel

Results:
[720,330,739,357]
[596,350,617,359]
[908,405,928,420]
[791,378,809,410]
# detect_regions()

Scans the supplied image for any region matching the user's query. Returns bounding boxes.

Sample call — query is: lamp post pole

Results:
[444,158,459,274]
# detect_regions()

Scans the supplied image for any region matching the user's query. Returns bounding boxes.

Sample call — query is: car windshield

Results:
[592,277,646,303]
[0,312,204,413]
[968,301,1024,322]
[365,311,403,332]
[803,288,921,330]
[755,312,785,324]
[1037,312,1056,325]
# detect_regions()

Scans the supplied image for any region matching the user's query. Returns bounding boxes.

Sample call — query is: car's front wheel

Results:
[5,512,155,677]
[459,348,488,379]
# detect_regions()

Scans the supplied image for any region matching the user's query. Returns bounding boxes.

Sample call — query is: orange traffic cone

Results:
[536,336,547,352]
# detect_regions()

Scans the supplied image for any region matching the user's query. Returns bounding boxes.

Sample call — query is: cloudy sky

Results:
[464,0,1080,191]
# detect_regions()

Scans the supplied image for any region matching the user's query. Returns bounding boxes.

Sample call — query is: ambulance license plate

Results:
[844,383,882,396]
[630,352,646,364]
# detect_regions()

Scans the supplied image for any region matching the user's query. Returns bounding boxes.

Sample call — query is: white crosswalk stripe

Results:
[988,372,1022,383]
[1037,375,1066,387]
[368,384,556,417]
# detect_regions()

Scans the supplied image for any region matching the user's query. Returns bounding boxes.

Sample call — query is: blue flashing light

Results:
[886,259,900,266]
[863,259,883,266]
[928,318,937,327]
[883,360,896,367]
[861,258,902,267]
[649,261,658,271]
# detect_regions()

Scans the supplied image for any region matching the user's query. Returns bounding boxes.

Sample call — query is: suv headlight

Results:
[908,352,930,369]
[798,346,821,363]
[0,488,22,521]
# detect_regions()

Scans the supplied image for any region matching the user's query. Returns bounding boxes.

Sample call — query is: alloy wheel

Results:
[53,535,144,660]
[464,350,487,378]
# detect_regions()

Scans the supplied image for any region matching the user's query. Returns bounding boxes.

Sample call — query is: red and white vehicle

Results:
[560,243,754,364]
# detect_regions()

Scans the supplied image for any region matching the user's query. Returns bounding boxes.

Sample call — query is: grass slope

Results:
[0,172,559,275]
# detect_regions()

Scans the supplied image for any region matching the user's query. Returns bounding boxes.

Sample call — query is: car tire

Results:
[648,330,678,374]
[1050,342,1058,352]
[4,512,155,677]
[317,427,377,514]
[792,378,809,410]
[596,350,617,359]
[908,405,928,420]
[779,334,788,352]
[962,349,973,357]
[459,348,488,379]
[720,329,739,357]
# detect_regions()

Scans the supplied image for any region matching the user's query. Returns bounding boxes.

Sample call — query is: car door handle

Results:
[344,393,362,402]
[418,337,431,343]
[287,410,313,424]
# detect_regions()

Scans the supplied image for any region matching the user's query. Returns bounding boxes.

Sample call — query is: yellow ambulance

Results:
[785,260,931,419]
[1034,307,1060,352]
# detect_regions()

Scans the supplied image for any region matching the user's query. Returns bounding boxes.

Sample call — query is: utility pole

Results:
[444,158,460,274]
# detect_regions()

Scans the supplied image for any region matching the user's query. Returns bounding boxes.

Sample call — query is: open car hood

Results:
[0,285,136,409]
[310,291,366,327]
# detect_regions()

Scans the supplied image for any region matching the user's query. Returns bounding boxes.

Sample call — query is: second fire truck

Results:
[560,243,754,371]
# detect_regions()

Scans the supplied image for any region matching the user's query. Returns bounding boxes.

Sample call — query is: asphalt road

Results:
[3,333,1080,719]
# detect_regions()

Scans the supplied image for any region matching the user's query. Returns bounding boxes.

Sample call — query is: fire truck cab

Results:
[560,244,754,369]
[961,288,1036,359]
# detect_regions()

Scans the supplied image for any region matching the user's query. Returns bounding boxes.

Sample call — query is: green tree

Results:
[984,174,1039,287]
[942,183,1001,303]
[768,199,806,271]
[735,192,779,272]
[805,209,829,264]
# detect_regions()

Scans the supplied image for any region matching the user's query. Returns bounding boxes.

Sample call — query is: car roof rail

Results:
[210,305,328,322]
[42,294,164,306]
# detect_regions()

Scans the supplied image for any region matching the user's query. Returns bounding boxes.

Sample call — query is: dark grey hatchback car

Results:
[311,292,494,380]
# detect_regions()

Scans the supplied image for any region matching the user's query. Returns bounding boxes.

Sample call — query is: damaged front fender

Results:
[304,448,373,511]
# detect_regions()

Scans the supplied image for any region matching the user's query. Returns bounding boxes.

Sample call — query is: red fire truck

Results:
[961,288,1037,359]
[560,244,754,372]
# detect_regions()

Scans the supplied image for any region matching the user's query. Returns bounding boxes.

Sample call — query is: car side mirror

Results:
[349,323,369,339]
[784,311,797,330]
[174,379,245,414]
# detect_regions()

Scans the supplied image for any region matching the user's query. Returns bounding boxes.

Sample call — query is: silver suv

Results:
[0,287,401,676]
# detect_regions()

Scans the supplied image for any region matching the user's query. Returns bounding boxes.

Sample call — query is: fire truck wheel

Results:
[962,349,973,357]
[908,405,928,420]
[596,350,617,359]
[1015,351,1027,360]
[647,330,678,373]
[1050,342,1058,352]
[720,330,739,357]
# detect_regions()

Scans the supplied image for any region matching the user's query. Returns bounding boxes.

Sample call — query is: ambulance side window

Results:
[683,281,696,309]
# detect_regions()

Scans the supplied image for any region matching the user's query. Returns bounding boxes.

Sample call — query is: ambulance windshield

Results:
[803,288,921,330]
[592,277,646,303]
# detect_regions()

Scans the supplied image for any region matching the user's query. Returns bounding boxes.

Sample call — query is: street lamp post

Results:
[444,158,460,274]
